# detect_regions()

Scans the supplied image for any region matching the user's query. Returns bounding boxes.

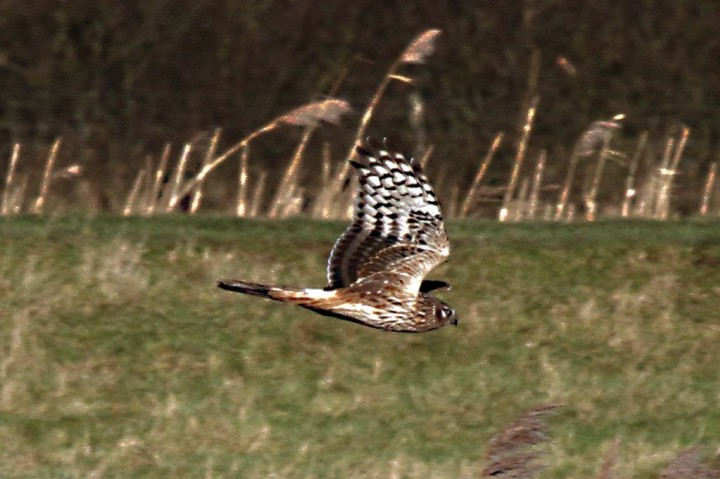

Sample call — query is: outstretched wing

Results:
[326,138,449,291]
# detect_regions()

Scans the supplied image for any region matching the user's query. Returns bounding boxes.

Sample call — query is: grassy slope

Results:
[1,216,719,478]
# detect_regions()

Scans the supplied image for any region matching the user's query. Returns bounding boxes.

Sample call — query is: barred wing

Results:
[326,139,449,291]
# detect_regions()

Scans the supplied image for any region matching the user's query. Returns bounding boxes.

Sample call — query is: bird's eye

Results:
[438,306,454,320]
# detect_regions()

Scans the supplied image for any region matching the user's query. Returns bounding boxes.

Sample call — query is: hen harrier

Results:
[218,138,456,333]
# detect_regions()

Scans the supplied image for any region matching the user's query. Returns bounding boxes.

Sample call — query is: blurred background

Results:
[1,1,719,216]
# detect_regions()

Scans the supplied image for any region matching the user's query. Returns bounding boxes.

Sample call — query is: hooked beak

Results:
[451,317,459,326]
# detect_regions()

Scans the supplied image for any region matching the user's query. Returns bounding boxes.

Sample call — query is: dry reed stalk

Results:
[312,160,351,219]
[523,48,541,117]
[459,132,503,218]
[176,99,350,200]
[249,170,267,218]
[236,144,249,217]
[556,55,578,76]
[166,144,192,211]
[635,173,657,218]
[1,143,21,216]
[513,177,530,220]
[579,162,593,200]
[342,29,441,166]
[123,168,146,216]
[621,188,636,218]
[665,125,690,217]
[31,137,61,214]
[500,47,539,221]
[8,175,28,214]
[418,144,435,169]
[190,128,221,214]
[400,28,442,64]
[54,164,82,180]
[659,447,720,478]
[584,184,600,220]
[575,120,623,157]
[344,196,354,218]
[621,132,648,217]
[140,154,154,212]
[307,142,336,218]
[481,404,561,479]
[555,119,621,220]
[278,182,296,217]
[327,58,354,97]
[670,126,690,172]
[409,92,427,156]
[321,142,331,186]
[651,136,675,218]
[268,127,314,218]
[700,162,718,216]
[583,131,615,221]
[310,179,334,219]
[281,186,304,217]
[500,96,539,222]
[527,149,547,219]
[565,203,576,222]
[655,127,690,219]
[146,143,171,215]
[555,148,581,221]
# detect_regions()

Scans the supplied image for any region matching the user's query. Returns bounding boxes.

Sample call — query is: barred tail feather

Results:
[217,279,274,298]
[217,279,334,303]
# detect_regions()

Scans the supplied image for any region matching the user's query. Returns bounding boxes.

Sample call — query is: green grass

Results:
[1,216,719,478]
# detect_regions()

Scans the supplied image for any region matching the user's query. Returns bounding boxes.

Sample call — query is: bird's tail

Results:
[217,279,330,304]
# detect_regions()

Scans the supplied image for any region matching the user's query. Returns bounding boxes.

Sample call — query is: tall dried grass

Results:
[460,132,504,218]
[479,407,719,479]
[659,448,720,479]
[480,404,560,478]
[2,29,718,221]
[3,118,716,222]
[500,96,539,222]
[700,162,718,216]
[342,29,442,167]
[1,143,21,216]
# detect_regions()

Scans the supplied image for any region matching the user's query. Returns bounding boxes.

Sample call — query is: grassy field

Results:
[1,216,719,478]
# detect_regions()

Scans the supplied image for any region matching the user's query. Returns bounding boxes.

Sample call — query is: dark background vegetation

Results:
[1,0,719,209]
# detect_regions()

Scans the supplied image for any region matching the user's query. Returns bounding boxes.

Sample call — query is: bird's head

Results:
[428,297,458,327]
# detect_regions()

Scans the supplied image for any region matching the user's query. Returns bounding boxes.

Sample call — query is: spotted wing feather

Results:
[326,139,449,290]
